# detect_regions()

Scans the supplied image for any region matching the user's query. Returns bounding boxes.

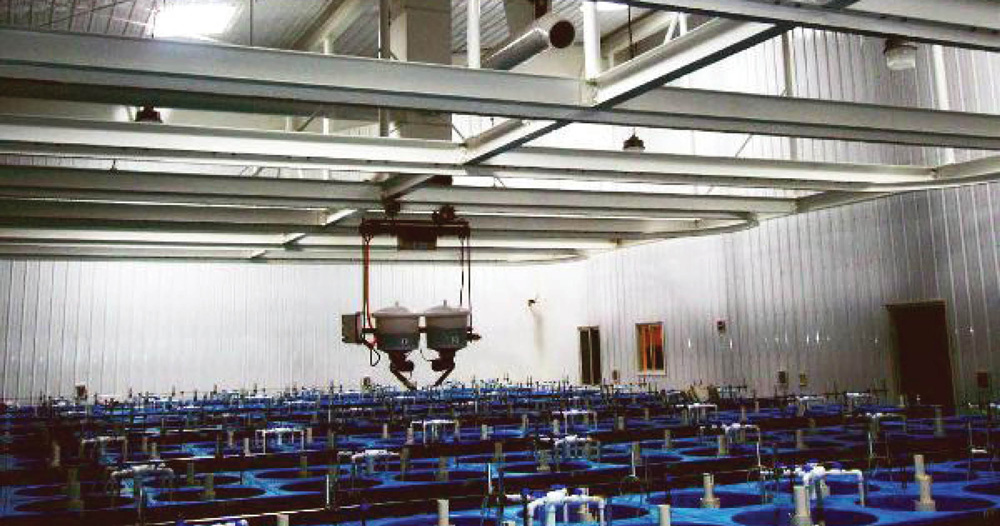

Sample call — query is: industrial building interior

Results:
[1,0,999,525]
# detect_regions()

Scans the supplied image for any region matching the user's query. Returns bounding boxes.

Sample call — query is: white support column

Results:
[781,32,798,161]
[582,0,601,80]
[931,45,956,165]
[467,0,481,69]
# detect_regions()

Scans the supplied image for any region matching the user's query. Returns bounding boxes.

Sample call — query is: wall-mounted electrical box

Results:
[716,320,727,334]
[341,312,362,344]
[777,370,788,387]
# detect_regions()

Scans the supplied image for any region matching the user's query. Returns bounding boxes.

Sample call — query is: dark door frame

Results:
[578,326,601,386]
[886,300,955,407]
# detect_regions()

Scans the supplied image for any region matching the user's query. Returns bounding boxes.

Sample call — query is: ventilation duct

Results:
[483,14,576,70]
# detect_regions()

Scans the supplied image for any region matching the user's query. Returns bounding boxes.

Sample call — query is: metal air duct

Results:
[482,14,576,70]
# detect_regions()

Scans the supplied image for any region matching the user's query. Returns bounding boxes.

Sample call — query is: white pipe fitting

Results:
[915,473,936,512]
[701,473,720,508]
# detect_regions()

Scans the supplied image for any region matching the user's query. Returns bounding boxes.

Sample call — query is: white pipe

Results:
[657,504,671,526]
[931,45,955,165]
[437,499,450,526]
[793,485,811,526]
[582,0,601,80]
[467,0,481,69]
[701,473,720,508]
[916,473,936,512]
[914,454,926,477]
[934,407,946,437]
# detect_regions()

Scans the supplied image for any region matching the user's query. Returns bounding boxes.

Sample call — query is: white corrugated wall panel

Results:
[0,261,586,400]
[583,178,1000,401]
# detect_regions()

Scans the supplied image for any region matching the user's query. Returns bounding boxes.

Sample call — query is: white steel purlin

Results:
[1,29,1000,150]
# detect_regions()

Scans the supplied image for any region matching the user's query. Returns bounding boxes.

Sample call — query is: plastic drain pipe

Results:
[717,434,729,457]
[723,423,762,468]
[934,406,946,437]
[914,454,926,478]
[793,485,811,526]
[795,429,807,451]
[67,467,83,511]
[662,430,672,450]
[700,473,720,508]
[657,504,671,526]
[437,499,451,526]
[915,473,936,511]
[514,488,606,526]
[50,441,61,468]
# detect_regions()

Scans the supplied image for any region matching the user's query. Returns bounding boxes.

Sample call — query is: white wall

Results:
[0,260,586,400]
[582,179,1000,403]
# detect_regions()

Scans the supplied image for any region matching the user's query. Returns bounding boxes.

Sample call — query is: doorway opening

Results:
[578,327,602,386]
[887,301,954,408]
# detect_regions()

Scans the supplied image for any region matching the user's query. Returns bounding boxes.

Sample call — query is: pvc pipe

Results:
[934,407,946,437]
[545,503,557,526]
[306,427,313,444]
[243,437,251,456]
[300,455,309,478]
[795,429,806,451]
[931,45,955,164]
[915,473,936,512]
[657,504,671,526]
[581,0,601,79]
[717,434,729,456]
[522,414,529,434]
[793,485,813,526]
[276,514,290,526]
[50,442,60,468]
[201,473,215,501]
[406,427,415,444]
[701,473,720,508]
[382,423,389,439]
[437,457,449,482]
[481,424,489,441]
[150,442,159,460]
[552,419,561,436]
[914,454,926,477]
[467,0,481,69]
[437,499,450,526]
[663,430,672,450]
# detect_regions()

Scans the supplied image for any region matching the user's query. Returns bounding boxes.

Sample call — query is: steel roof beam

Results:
[0,165,793,216]
[1,29,998,150]
[625,0,1000,52]
[0,115,942,192]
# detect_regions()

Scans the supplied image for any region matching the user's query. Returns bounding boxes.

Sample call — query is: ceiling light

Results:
[134,105,163,123]
[593,1,628,12]
[884,38,917,71]
[622,131,645,152]
[154,3,236,39]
